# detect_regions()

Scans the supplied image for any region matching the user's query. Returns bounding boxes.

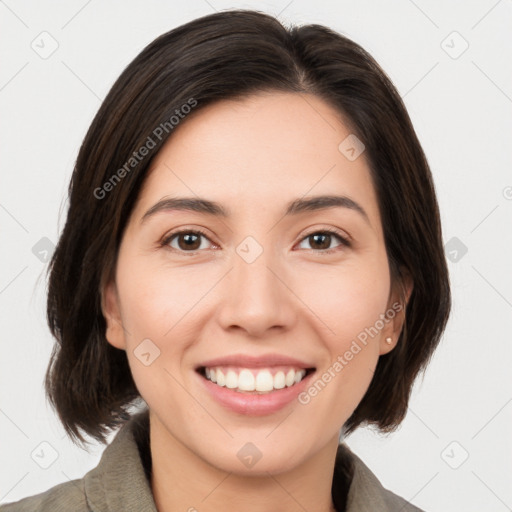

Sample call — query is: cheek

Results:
[293,257,389,411]
[114,258,217,399]
[117,244,390,411]
[116,259,208,339]
[117,247,391,359]
[295,255,391,343]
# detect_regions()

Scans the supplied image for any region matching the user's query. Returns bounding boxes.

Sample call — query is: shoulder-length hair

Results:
[45,9,451,444]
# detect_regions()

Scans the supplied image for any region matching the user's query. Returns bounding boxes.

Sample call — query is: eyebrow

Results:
[140,194,370,225]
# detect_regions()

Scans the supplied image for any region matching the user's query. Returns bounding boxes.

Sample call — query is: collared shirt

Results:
[1,412,424,511]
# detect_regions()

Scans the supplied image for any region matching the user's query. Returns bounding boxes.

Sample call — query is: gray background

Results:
[1,1,511,510]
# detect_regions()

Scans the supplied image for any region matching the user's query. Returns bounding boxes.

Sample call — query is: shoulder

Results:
[336,443,425,512]
[0,411,155,512]
[0,478,88,512]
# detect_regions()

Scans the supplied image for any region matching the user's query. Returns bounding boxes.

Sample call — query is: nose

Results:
[216,245,297,337]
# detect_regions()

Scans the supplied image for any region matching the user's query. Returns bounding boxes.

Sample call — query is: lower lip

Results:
[196,370,315,416]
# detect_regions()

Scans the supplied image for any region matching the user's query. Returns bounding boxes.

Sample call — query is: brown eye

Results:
[176,232,202,250]
[297,230,350,253]
[308,233,332,250]
[162,229,212,252]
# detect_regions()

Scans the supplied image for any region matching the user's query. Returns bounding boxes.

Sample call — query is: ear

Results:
[101,279,127,350]
[379,270,414,355]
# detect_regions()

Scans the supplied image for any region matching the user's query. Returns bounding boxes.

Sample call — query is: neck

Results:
[148,413,342,512]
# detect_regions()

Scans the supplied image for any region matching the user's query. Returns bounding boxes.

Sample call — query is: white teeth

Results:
[255,370,274,392]
[202,367,309,392]
[238,369,255,391]
[225,370,238,389]
[274,371,285,389]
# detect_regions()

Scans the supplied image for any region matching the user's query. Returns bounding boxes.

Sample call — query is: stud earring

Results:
[385,337,393,345]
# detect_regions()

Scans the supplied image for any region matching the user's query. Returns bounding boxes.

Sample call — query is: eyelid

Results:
[160,225,352,254]
[298,225,351,245]
[160,227,216,253]
[295,227,351,254]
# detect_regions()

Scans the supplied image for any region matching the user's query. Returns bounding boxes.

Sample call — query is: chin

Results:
[201,442,306,477]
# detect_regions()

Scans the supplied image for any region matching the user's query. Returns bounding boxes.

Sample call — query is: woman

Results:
[1,9,450,512]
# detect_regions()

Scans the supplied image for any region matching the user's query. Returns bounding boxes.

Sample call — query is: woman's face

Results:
[103,91,406,474]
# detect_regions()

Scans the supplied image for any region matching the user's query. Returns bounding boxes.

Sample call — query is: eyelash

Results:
[160,228,351,256]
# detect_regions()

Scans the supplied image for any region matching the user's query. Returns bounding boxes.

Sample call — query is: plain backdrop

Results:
[1,1,511,510]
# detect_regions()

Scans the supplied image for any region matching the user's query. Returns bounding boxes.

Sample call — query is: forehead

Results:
[132,92,381,230]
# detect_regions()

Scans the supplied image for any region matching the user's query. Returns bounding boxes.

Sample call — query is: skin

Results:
[102,91,412,512]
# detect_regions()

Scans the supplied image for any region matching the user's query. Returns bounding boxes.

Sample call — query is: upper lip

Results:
[197,353,316,370]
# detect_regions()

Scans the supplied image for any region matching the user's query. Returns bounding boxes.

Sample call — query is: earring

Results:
[385,337,393,345]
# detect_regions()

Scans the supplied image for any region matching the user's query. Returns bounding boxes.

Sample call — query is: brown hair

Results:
[45,9,451,444]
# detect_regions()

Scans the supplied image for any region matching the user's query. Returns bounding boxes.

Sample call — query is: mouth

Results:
[195,366,316,394]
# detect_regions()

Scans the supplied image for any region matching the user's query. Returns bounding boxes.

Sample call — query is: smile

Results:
[195,363,317,415]
[199,366,315,394]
